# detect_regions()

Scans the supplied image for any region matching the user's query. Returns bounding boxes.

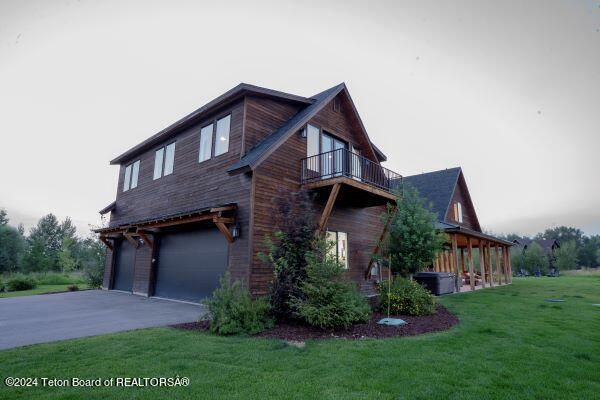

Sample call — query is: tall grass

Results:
[561,267,600,277]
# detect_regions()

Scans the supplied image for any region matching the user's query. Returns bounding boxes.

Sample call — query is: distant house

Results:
[403,167,514,291]
[512,238,560,255]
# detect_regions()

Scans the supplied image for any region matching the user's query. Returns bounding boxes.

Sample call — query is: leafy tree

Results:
[21,214,64,272]
[510,246,526,274]
[383,186,445,277]
[0,225,25,273]
[58,237,77,272]
[0,208,9,226]
[523,242,548,274]
[554,240,578,271]
[578,235,600,268]
[596,248,600,266]
[541,226,584,247]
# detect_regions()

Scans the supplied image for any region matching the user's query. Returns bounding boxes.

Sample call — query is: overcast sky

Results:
[1,0,599,237]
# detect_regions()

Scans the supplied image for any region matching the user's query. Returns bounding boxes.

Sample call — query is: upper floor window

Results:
[326,231,349,269]
[197,114,231,162]
[214,115,231,156]
[199,123,213,162]
[123,160,140,192]
[154,142,176,180]
[454,202,463,223]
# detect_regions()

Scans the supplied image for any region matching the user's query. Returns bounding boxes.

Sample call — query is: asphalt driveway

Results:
[0,290,205,350]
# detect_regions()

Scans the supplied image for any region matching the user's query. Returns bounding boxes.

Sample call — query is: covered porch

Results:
[430,223,514,292]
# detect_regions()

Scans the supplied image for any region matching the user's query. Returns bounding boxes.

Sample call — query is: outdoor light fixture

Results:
[231,224,240,239]
[300,127,307,138]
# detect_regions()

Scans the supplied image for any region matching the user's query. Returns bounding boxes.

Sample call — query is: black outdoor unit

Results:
[413,272,456,295]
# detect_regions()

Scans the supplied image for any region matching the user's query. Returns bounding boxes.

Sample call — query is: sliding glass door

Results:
[321,132,347,178]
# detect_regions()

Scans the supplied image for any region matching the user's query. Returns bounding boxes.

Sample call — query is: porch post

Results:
[479,241,486,288]
[467,237,475,291]
[451,234,460,292]
[460,248,466,273]
[502,246,509,283]
[507,246,513,283]
[487,242,494,287]
[495,245,501,285]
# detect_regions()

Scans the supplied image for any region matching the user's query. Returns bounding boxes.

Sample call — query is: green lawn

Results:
[1,277,599,399]
[0,284,89,299]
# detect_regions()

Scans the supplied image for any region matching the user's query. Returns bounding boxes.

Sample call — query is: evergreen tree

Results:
[0,225,25,272]
[383,186,445,277]
[0,208,9,226]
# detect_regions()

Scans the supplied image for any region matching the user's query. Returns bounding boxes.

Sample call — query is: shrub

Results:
[204,273,273,335]
[67,284,79,291]
[32,272,74,285]
[83,264,104,289]
[7,274,38,291]
[292,238,371,329]
[377,277,435,316]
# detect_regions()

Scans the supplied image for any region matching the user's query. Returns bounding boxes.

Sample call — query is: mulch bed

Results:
[171,304,458,341]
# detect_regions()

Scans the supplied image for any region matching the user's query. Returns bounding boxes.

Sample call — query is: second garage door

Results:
[154,228,228,302]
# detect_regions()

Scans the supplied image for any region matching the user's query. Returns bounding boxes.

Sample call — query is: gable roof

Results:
[110,83,313,165]
[227,83,384,173]
[403,167,462,221]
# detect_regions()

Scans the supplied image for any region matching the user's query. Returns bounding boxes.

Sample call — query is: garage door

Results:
[112,239,136,292]
[154,228,228,302]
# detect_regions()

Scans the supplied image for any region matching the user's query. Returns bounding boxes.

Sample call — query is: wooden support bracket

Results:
[318,183,341,232]
[124,233,139,248]
[99,236,113,251]
[214,219,234,243]
[365,203,398,279]
[136,230,154,247]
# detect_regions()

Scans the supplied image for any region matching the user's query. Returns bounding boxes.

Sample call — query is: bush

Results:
[32,272,75,285]
[7,274,38,291]
[204,273,273,335]
[83,264,104,289]
[377,277,435,316]
[293,238,371,329]
[67,284,79,292]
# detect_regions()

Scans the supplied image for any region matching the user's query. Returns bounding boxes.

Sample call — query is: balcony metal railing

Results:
[301,148,402,193]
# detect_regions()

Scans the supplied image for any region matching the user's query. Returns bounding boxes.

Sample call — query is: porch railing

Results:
[301,148,402,193]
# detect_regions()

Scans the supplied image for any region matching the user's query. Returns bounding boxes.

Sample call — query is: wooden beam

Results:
[136,230,154,247]
[451,234,460,291]
[495,245,501,285]
[365,203,397,278]
[215,221,234,243]
[304,176,396,202]
[467,237,475,291]
[460,248,466,274]
[479,241,486,288]
[124,233,139,248]
[99,236,113,251]
[487,242,494,287]
[318,183,341,232]
[138,213,215,229]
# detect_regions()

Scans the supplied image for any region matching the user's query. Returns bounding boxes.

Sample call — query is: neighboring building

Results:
[96,83,401,302]
[512,238,560,255]
[403,168,514,290]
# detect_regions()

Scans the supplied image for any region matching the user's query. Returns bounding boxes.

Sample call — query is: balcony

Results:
[301,148,402,207]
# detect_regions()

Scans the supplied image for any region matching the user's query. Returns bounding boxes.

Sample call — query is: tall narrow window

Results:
[457,202,463,223]
[130,160,140,189]
[123,160,140,191]
[199,123,213,162]
[123,165,132,191]
[326,231,349,269]
[214,115,230,156]
[164,142,175,175]
[153,148,164,180]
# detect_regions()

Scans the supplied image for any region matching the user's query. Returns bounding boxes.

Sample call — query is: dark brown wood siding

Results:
[243,96,301,154]
[108,99,252,285]
[249,95,385,295]
[444,174,482,232]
